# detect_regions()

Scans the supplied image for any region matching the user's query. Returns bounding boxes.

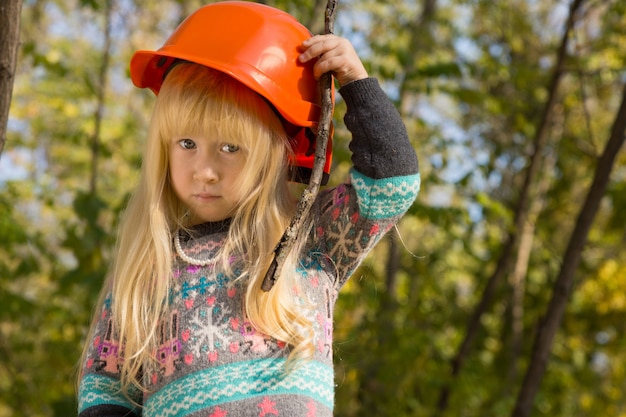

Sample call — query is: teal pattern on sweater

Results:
[145,359,334,416]
[351,169,421,219]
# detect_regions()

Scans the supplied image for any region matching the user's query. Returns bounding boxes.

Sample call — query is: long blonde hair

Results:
[80,63,315,397]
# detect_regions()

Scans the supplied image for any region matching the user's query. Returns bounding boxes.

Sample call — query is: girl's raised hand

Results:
[299,34,368,87]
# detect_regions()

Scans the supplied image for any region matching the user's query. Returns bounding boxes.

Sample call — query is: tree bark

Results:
[511,81,626,417]
[0,0,23,157]
[435,0,585,414]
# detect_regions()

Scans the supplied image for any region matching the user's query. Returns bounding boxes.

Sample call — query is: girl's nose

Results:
[193,155,219,183]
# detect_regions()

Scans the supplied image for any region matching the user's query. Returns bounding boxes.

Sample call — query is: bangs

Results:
[149,63,292,204]
[154,63,284,152]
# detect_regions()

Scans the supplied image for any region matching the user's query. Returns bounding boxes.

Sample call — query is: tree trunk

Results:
[89,0,113,195]
[435,0,585,414]
[383,0,437,305]
[399,0,437,107]
[0,0,23,157]
[507,107,562,385]
[511,81,626,417]
[507,150,555,384]
[360,0,438,412]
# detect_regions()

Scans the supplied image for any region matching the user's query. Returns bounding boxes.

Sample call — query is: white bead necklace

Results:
[174,229,219,266]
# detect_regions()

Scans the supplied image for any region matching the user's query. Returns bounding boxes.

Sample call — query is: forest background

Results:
[0,0,625,416]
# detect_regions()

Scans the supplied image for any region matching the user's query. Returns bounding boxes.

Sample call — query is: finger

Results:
[298,35,341,63]
[312,48,344,72]
[302,34,338,48]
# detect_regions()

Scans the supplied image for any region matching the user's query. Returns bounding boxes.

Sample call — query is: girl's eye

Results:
[178,139,196,150]
[221,143,240,153]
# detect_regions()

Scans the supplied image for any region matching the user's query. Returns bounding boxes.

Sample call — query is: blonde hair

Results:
[79,63,315,398]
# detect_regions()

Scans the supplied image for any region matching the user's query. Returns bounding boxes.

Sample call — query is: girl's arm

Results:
[299,34,418,180]
[301,36,420,287]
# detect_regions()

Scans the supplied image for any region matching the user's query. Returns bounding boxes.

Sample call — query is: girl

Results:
[77,2,419,416]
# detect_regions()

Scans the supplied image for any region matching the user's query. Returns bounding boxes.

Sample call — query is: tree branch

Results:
[261,0,338,291]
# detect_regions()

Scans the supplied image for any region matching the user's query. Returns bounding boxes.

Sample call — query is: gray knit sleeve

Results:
[339,77,418,179]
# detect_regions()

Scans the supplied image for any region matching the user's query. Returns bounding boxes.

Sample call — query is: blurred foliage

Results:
[1,0,625,416]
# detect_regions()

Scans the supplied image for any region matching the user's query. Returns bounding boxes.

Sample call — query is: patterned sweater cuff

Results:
[350,168,420,220]
[78,374,142,416]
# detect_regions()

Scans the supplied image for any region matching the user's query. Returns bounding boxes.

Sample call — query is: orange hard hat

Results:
[130,1,334,184]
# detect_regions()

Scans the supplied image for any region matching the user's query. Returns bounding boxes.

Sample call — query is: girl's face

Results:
[169,134,246,224]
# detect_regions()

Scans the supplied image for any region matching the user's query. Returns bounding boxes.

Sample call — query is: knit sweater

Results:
[78,77,420,417]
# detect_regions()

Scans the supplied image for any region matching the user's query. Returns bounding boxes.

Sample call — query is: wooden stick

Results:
[262,0,338,291]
